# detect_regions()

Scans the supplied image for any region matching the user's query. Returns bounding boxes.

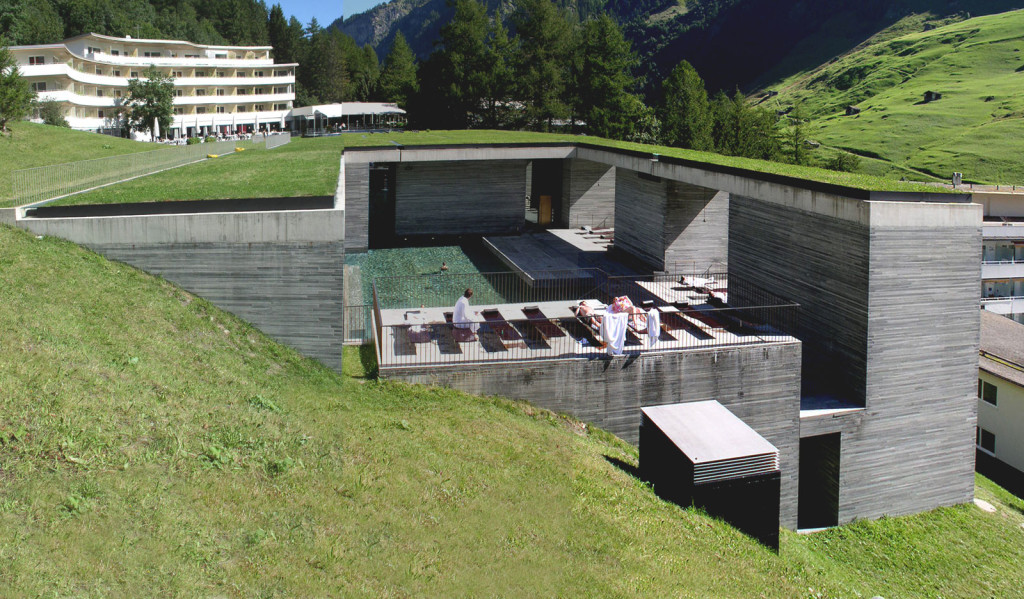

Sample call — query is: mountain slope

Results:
[764,8,1024,184]
[1,222,1024,594]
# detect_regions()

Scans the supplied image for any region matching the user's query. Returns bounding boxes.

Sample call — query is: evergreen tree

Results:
[377,32,418,108]
[0,40,34,133]
[481,9,512,128]
[511,0,571,130]
[711,89,780,160]
[660,60,712,151]
[122,66,174,139]
[301,27,347,104]
[787,106,808,165]
[570,14,645,140]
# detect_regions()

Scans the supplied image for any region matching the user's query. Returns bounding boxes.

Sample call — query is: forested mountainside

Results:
[333,0,1024,93]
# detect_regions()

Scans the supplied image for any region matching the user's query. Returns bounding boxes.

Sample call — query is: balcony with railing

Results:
[371,270,798,370]
[982,259,1024,280]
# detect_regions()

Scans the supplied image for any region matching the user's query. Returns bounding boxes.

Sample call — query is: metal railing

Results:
[344,304,372,344]
[265,131,291,150]
[371,269,798,368]
[10,138,261,206]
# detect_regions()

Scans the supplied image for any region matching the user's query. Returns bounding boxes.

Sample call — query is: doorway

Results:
[798,433,841,529]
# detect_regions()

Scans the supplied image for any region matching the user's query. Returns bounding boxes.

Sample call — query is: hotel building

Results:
[10,32,295,139]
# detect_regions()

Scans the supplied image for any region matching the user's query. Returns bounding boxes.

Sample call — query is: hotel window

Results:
[185,54,200,58]
[273,103,288,110]
[173,90,183,97]
[196,107,206,114]
[97,110,104,118]
[216,106,225,113]
[195,71,206,77]
[273,86,287,94]
[143,51,161,57]
[236,88,247,95]
[254,104,265,111]
[236,105,246,112]
[216,89,225,96]
[236,72,246,77]
[255,88,265,95]
[87,46,101,54]
[96,89,103,97]
[195,89,206,96]
[174,107,184,115]
[111,50,119,56]
[217,71,225,77]
[114,90,121,97]
[274,70,289,77]
[30,82,46,92]
[173,71,183,78]
[979,380,998,406]
[28,56,45,65]
[113,70,120,77]
[978,428,996,453]
[130,71,139,78]
[215,53,227,59]
[255,71,264,77]
[96,68,103,75]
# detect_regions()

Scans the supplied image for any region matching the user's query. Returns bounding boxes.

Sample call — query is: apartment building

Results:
[11,32,295,139]
[976,188,1024,323]
[978,309,1024,495]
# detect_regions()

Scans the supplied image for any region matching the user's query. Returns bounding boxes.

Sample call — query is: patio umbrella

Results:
[152,116,159,141]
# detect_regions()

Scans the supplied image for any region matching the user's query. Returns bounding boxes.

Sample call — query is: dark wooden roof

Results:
[980,310,1024,387]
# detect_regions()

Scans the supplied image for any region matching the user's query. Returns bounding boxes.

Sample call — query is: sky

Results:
[272,0,383,27]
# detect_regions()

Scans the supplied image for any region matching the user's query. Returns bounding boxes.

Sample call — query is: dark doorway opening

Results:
[529,159,564,228]
[368,163,396,249]
[798,433,841,529]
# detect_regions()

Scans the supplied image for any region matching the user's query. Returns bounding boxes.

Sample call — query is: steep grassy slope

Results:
[0,122,152,205]
[1,223,1024,595]
[766,9,1024,184]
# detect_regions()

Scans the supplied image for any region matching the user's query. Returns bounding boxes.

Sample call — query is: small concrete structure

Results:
[640,401,781,548]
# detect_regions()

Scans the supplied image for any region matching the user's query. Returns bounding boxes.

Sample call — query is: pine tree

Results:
[0,41,34,134]
[511,0,571,130]
[377,32,418,108]
[660,60,713,151]
[570,14,645,140]
[420,0,493,128]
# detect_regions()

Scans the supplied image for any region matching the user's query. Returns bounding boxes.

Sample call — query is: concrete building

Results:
[975,188,1024,322]
[977,310,1024,495]
[11,32,295,138]
[6,139,982,533]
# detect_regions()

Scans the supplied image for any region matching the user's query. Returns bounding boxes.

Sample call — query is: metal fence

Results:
[371,269,799,368]
[265,131,291,150]
[10,138,259,206]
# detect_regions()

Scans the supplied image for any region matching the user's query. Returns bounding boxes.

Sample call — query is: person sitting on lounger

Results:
[453,288,479,332]
[575,300,603,329]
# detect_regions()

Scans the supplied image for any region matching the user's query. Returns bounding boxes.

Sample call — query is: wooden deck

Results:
[376,299,794,368]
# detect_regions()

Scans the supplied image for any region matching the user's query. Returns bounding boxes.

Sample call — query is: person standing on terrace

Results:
[454,288,479,332]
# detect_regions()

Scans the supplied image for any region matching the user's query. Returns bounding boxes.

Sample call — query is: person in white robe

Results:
[453,288,479,332]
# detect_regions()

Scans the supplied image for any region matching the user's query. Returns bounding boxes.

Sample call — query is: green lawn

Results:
[57,136,342,206]
[46,128,948,208]
[0,121,153,206]
[1,223,1023,596]
[765,9,1024,185]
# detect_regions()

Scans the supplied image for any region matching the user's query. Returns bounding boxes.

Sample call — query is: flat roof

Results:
[642,401,777,464]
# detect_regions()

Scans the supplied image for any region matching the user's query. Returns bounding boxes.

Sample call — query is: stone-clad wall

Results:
[344,161,370,252]
[394,160,527,236]
[384,341,802,529]
[728,195,869,402]
[561,159,616,228]
[833,224,980,521]
[614,169,728,272]
[90,242,346,370]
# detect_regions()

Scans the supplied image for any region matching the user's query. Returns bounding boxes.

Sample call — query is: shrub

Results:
[826,152,861,172]
[37,100,69,128]
[186,136,200,145]
[204,135,217,143]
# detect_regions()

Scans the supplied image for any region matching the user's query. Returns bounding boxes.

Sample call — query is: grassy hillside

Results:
[0,122,153,205]
[1,222,1024,595]
[50,129,948,208]
[765,9,1024,184]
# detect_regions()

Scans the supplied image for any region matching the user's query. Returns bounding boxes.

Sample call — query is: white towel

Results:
[647,308,661,345]
[601,312,628,355]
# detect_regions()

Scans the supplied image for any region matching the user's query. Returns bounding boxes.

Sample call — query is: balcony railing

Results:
[371,270,798,368]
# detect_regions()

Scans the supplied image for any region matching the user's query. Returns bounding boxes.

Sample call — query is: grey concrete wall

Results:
[561,159,615,228]
[832,222,980,522]
[88,242,345,370]
[729,195,869,401]
[615,169,728,272]
[394,160,526,236]
[344,161,370,252]
[729,194,981,523]
[384,341,802,529]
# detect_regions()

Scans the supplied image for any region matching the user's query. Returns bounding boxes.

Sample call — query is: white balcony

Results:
[982,297,1024,315]
[982,261,1024,280]
[85,51,275,68]
[983,223,1024,240]
[173,92,294,106]
[36,90,117,108]
[173,75,293,86]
